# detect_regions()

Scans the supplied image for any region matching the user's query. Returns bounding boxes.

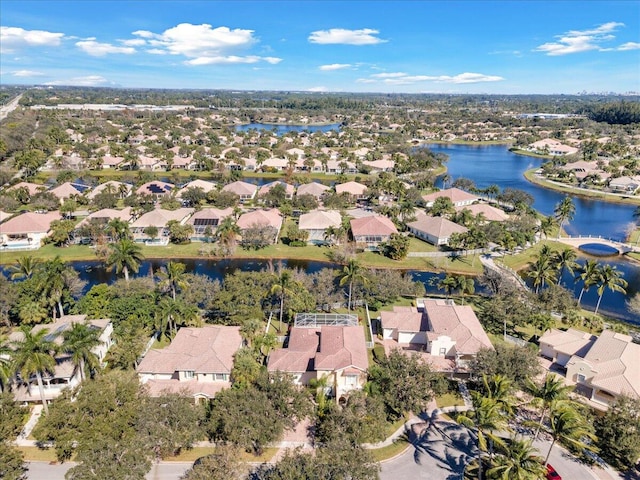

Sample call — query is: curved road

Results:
[0,93,23,122]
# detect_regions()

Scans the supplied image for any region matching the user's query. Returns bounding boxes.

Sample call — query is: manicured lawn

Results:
[498,239,569,272]
[435,392,465,409]
[17,446,65,462]
[369,439,411,462]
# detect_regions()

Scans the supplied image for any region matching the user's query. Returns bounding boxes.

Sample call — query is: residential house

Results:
[86,181,132,200]
[454,204,510,223]
[298,209,342,244]
[540,328,640,408]
[296,181,330,200]
[236,208,283,244]
[350,214,398,249]
[0,211,62,250]
[363,159,395,173]
[136,180,174,199]
[74,207,133,242]
[380,298,493,371]
[100,155,125,169]
[407,214,468,246]
[130,207,194,244]
[11,315,113,404]
[7,182,46,197]
[335,181,368,201]
[137,326,242,401]
[609,176,640,194]
[421,188,478,208]
[528,139,578,156]
[258,181,295,200]
[49,182,85,203]
[187,207,234,241]
[176,179,217,199]
[222,181,258,203]
[267,325,368,400]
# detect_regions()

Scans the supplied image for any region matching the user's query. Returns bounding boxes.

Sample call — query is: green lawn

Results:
[17,446,64,462]
[497,239,569,272]
[435,392,465,409]
[369,439,411,462]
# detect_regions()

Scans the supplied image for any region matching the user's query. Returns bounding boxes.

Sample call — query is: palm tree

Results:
[7,256,41,280]
[486,436,546,480]
[552,248,578,285]
[479,374,515,416]
[527,255,556,294]
[62,322,101,382]
[157,261,188,300]
[437,274,458,298]
[339,258,367,311]
[553,196,575,238]
[39,256,68,318]
[105,238,144,282]
[458,397,510,480]
[527,374,571,441]
[455,275,475,305]
[0,335,12,393]
[594,264,627,315]
[11,326,58,414]
[543,403,595,465]
[270,270,294,333]
[576,259,599,306]
[216,216,240,254]
[106,218,132,241]
[538,216,557,240]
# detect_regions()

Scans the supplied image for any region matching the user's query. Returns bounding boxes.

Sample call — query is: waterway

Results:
[235,122,342,135]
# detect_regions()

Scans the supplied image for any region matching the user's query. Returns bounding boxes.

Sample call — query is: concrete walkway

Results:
[16,405,43,446]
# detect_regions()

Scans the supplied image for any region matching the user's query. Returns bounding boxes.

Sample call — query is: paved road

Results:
[26,461,192,480]
[0,93,23,122]
[380,415,601,480]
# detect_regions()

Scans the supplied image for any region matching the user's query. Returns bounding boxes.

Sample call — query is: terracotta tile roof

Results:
[137,326,242,375]
[539,328,597,357]
[0,211,62,235]
[407,215,467,238]
[421,187,478,205]
[77,207,133,228]
[299,210,342,230]
[49,182,83,200]
[335,181,368,196]
[236,208,282,230]
[258,181,295,197]
[0,211,12,223]
[222,181,258,197]
[454,204,510,222]
[380,306,428,332]
[350,215,398,236]
[131,208,193,228]
[7,182,46,196]
[177,179,217,196]
[268,326,368,374]
[579,330,640,399]
[423,299,493,355]
[296,182,330,198]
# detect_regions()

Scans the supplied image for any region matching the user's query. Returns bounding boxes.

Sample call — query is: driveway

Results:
[380,413,602,480]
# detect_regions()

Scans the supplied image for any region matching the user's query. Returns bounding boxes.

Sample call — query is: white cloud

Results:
[319,63,352,71]
[618,42,640,51]
[308,28,386,45]
[0,26,64,53]
[360,72,504,85]
[45,75,110,86]
[120,38,146,47]
[130,23,278,66]
[11,70,44,77]
[535,21,625,55]
[308,86,328,92]
[76,39,136,56]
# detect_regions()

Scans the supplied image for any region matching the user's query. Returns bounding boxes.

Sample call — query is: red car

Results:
[546,464,562,480]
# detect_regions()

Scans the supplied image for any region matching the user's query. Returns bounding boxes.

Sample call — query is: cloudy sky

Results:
[1,1,639,94]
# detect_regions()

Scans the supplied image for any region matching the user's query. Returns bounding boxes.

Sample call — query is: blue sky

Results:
[1,1,639,94]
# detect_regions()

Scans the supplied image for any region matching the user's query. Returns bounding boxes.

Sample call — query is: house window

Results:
[345,374,358,387]
[439,347,447,356]
[577,374,586,383]
[215,373,227,381]
[184,371,194,379]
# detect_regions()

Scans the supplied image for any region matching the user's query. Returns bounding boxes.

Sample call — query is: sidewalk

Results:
[15,405,43,447]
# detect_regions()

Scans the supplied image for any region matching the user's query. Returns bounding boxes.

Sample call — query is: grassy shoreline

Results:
[523,168,640,206]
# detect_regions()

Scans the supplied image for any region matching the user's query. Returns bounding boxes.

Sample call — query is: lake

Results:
[428,144,637,241]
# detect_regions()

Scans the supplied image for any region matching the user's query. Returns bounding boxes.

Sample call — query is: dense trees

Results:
[594,395,640,470]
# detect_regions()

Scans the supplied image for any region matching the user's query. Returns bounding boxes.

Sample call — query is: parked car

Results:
[546,464,562,480]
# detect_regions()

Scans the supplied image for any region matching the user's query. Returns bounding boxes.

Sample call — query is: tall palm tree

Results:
[0,335,12,393]
[455,275,475,305]
[538,216,557,240]
[458,397,510,480]
[62,322,101,382]
[339,258,368,312]
[105,238,144,282]
[527,374,571,441]
[553,248,578,285]
[157,261,188,300]
[479,374,515,416]
[553,196,576,238]
[576,259,599,306]
[437,274,458,298]
[270,270,294,333]
[7,256,41,280]
[11,326,58,414]
[594,264,627,315]
[39,256,68,318]
[527,255,556,294]
[543,403,595,465]
[486,436,546,480]
[216,216,240,254]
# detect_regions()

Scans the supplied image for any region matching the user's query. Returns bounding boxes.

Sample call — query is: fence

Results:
[407,248,488,258]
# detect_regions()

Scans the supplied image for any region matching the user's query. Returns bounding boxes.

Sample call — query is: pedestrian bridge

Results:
[555,236,638,255]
